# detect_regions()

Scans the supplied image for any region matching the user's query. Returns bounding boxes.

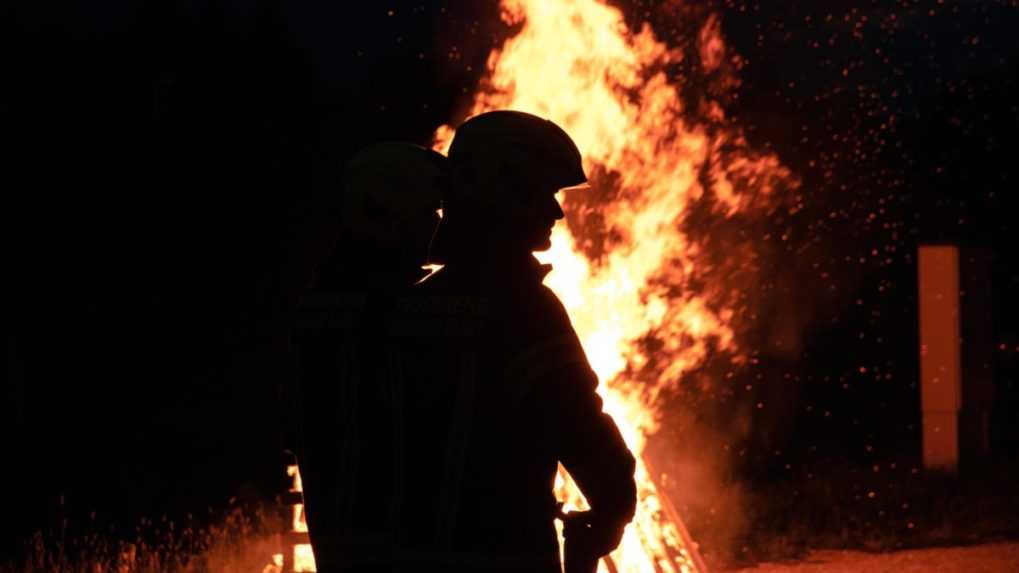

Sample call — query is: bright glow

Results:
[264,553,284,573]
[293,544,316,573]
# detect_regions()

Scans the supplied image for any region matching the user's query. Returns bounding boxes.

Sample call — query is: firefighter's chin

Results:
[531,228,554,252]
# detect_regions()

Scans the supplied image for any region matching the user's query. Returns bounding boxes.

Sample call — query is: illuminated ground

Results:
[727,542,1019,573]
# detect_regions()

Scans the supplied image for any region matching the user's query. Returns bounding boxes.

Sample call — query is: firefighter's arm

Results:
[538,298,637,556]
[555,361,637,556]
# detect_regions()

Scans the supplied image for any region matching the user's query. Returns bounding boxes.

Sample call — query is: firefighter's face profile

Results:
[498,165,567,252]
[526,188,565,252]
[342,167,443,265]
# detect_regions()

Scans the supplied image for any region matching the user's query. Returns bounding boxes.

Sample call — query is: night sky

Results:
[4,0,1019,558]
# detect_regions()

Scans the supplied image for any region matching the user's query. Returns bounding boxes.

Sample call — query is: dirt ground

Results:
[725,542,1019,573]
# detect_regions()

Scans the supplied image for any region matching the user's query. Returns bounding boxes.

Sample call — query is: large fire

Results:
[283,0,794,571]
[433,0,794,572]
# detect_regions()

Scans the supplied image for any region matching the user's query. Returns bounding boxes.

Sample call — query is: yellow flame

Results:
[286,464,303,493]
[292,544,316,573]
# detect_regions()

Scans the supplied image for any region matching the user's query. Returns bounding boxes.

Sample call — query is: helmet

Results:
[340,142,447,248]
[446,110,587,206]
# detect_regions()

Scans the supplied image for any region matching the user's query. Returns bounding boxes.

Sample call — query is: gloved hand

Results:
[561,510,625,573]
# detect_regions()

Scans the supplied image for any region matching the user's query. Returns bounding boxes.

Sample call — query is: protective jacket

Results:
[293,254,636,572]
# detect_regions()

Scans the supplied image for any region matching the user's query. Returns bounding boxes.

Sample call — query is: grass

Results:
[6,456,1018,572]
[723,454,1019,566]
[0,502,284,573]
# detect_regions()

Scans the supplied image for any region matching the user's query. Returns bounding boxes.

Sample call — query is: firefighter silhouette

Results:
[290,142,446,573]
[419,110,637,572]
[295,113,636,573]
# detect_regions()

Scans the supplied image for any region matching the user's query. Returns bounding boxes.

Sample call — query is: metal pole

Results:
[917,245,962,472]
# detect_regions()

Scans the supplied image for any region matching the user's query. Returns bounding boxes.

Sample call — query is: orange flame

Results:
[435,0,797,571]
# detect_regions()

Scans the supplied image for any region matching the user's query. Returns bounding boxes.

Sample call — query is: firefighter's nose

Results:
[552,195,565,220]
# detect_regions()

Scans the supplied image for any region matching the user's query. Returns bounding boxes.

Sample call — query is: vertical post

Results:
[279,453,297,573]
[283,460,314,572]
[917,245,962,472]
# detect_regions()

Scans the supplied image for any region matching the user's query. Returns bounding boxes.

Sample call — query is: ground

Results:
[725,542,1019,573]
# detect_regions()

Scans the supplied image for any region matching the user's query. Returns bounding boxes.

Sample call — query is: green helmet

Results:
[446,110,587,206]
[340,142,447,249]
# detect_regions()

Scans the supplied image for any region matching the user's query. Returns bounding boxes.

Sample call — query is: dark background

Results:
[4,0,1018,560]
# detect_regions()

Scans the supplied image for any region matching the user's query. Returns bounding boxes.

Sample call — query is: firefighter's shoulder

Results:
[512,283,575,335]
[502,284,593,395]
